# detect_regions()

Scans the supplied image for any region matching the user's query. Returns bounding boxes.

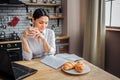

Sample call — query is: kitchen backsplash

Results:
[0,0,62,39]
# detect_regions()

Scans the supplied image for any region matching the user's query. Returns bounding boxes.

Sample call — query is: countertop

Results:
[0,35,69,44]
[10,59,120,80]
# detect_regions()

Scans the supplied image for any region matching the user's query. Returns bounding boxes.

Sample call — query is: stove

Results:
[0,34,22,61]
[0,31,20,42]
[0,37,20,42]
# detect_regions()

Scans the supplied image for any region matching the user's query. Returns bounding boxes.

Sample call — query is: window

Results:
[105,0,120,27]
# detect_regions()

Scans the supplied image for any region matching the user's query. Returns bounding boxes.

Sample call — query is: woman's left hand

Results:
[33,28,45,40]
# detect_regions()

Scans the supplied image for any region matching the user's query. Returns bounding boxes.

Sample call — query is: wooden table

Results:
[13,59,120,80]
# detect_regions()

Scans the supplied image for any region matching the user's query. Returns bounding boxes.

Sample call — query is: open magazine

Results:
[40,53,83,69]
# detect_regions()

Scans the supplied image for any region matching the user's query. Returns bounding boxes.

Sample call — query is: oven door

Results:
[7,48,23,61]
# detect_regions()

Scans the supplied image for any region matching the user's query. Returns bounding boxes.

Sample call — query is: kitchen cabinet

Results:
[56,36,69,54]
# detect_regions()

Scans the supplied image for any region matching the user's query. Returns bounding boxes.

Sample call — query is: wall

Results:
[63,0,86,56]
[0,0,62,38]
[105,30,120,78]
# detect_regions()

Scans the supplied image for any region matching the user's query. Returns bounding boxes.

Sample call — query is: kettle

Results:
[10,31,20,40]
[0,31,6,41]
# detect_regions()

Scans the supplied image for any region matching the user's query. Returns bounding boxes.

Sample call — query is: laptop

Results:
[0,49,37,80]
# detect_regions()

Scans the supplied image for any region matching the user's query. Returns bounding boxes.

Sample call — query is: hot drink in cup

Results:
[28,27,36,38]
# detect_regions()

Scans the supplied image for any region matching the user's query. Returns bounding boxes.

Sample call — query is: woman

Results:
[22,8,56,60]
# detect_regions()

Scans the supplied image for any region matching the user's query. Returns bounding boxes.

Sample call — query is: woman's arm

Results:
[42,30,56,54]
[22,28,33,60]
[47,31,56,54]
[22,37,32,53]
[35,29,56,54]
[41,38,51,53]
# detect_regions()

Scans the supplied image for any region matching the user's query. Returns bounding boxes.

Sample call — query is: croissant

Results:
[63,62,76,70]
[75,61,86,72]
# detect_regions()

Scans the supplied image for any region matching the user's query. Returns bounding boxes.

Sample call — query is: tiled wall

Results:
[0,0,62,39]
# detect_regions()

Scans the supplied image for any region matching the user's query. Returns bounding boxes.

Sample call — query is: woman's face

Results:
[33,16,49,33]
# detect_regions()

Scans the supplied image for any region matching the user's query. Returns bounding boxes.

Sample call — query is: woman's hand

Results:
[22,27,36,39]
[22,27,45,40]
[33,28,45,40]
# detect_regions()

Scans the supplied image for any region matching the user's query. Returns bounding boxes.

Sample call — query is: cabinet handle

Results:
[7,48,20,51]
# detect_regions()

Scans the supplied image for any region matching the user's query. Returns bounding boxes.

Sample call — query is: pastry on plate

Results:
[63,62,76,70]
[75,61,86,72]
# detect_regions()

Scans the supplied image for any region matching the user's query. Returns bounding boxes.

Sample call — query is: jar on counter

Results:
[42,0,48,3]
[30,0,37,3]
[50,0,56,4]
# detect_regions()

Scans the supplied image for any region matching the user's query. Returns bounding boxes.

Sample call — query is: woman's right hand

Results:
[22,27,34,39]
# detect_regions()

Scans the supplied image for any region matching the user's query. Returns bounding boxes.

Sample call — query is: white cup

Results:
[28,27,36,38]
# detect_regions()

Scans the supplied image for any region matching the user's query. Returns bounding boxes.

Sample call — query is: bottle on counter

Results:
[29,10,33,18]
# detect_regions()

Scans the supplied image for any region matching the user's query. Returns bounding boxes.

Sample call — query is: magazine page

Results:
[40,55,68,69]
[55,53,83,61]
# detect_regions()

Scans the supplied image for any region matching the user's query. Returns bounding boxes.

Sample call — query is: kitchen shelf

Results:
[56,35,69,40]
[27,16,64,19]
[25,2,63,26]
[0,4,25,7]
[25,2,61,13]
[25,2,61,7]
[50,16,64,19]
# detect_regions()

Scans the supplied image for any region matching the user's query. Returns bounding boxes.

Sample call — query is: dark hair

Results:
[33,8,49,20]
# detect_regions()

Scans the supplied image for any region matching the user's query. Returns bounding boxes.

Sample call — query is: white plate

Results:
[62,65,91,75]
